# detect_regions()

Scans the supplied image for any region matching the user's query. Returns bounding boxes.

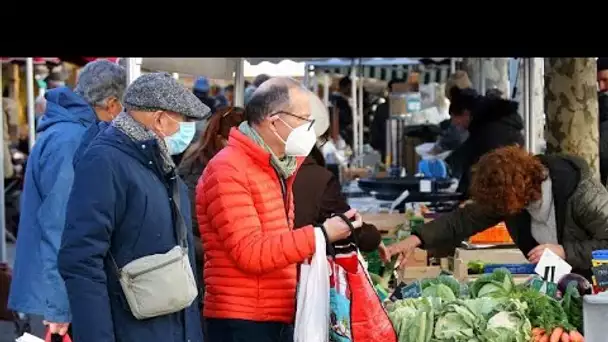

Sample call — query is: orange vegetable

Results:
[532,328,545,336]
[550,327,564,342]
[560,331,570,342]
[539,334,549,342]
[569,330,584,342]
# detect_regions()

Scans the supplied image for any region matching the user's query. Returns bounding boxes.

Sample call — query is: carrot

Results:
[539,334,549,342]
[569,330,584,342]
[550,327,564,342]
[533,328,545,336]
[561,331,570,342]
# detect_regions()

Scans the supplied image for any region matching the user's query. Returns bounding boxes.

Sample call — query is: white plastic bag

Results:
[294,227,330,342]
[16,333,44,342]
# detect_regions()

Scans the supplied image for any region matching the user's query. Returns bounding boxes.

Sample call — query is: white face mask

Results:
[275,117,317,156]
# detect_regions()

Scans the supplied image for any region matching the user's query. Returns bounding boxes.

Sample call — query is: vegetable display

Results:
[386,269,585,342]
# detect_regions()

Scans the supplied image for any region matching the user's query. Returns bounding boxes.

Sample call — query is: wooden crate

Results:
[398,266,441,283]
[454,248,528,265]
[440,256,532,284]
[361,213,405,233]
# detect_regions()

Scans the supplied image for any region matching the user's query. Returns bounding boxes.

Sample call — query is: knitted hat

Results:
[123,72,210,119]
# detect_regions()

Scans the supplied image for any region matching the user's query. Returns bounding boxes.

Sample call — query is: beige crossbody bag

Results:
[110,180,198,320]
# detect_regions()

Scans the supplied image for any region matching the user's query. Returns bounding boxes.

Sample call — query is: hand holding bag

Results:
[294,227,330,342]
[328,214,397,342]
[44,330,72,342]
[111,178,198,320]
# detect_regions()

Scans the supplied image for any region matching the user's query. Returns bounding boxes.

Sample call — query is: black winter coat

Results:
[456,96,524,197]
[598,92,608,185]
[418,154,608,279]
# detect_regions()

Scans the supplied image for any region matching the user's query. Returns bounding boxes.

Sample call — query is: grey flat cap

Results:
[123,72,210,119]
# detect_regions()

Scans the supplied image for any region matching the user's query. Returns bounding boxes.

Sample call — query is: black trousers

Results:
[205,318,293,342]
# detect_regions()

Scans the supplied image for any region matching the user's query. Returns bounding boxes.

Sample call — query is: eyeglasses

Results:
[271,110,315,131]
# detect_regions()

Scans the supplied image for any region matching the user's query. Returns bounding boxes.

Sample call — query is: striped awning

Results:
[313,64,452,85]
[1,57,61,65]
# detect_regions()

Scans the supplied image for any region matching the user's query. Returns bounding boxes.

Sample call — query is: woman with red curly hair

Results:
[387,146,608,279]
[178,106,245,271]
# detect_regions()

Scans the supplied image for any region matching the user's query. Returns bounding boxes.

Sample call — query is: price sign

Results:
[534,248,572,284]
[419,179,432,193]
[592,264,608,288]
[390,281,422,301]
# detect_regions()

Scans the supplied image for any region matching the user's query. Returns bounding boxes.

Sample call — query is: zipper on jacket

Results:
[272,167,289,222]
[128,253,183,278]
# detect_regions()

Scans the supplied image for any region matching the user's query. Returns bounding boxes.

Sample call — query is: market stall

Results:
[360,208,592,341]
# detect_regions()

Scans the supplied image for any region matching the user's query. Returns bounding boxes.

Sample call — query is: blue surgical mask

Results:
[165,121,196,155]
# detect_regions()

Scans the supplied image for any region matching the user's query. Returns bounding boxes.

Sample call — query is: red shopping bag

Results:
[348,262,397,342]
[324,213,397,342]
[329,253,397,342]
[45,330,72,342]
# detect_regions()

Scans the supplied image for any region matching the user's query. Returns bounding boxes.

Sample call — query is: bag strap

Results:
[333,213,359,247]
[108,174,188,275]
[318,225,336,257]
[170,175,188,250]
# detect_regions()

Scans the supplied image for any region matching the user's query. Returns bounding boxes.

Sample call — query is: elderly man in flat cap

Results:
[58,73,208,342]
[9,59,126,339]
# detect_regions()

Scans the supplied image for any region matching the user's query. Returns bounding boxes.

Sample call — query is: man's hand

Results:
[43,321,70,336]
[378,242,390,263]
[385,235,422,269]
[323,208,362,243]
[527,244,566,264]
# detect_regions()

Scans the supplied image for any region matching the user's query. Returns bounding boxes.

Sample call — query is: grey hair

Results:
[253,74,271,87]
[245,77,304,124]
[74,60,127,107]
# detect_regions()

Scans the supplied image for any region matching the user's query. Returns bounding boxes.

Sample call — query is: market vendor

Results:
[386,146,608,279]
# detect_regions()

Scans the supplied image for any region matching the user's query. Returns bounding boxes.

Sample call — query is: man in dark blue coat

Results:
[9,59,125,338]
[58,72,209,342]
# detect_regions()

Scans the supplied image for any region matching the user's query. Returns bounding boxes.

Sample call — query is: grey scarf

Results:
[112,112,175,173]
[238,121,297,179]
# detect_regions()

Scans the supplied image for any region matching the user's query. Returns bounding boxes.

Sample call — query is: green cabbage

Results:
[470,268,515,298]
[422,283,457,301]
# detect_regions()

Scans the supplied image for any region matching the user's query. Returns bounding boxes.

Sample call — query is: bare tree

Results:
[544,58,599,178]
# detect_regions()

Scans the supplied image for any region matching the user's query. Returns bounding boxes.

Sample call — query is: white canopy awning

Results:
[141,58,238,79]
[141,58,333,78]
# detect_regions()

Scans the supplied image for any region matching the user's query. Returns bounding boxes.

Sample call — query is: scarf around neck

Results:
[238,121,297,179]
[112,112,175,174]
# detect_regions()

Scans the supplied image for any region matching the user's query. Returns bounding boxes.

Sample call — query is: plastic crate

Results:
[484,263,536,275]
[584,294,608,341]
[469,222,513,244]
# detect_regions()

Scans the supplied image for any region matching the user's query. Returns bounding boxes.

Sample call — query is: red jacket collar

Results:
[227,127,304,176]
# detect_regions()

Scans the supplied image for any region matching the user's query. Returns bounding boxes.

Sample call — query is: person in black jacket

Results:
[331,76,354,147]
[597,58,608,185]
[449,87,525,198]
[370,78,405,161]
[178,107,245,274]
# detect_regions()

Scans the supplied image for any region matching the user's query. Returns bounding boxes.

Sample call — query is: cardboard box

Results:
[454,248,528,265]
[406,248,428,267]
[361,213,405,233]
[341,167,369,182]
[398,266,441,283]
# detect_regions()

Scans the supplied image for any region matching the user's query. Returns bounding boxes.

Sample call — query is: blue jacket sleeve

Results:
[58,151,117,342]
[36,140,81,323]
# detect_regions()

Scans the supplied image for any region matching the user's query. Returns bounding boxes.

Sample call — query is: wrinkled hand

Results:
[322,208,362,243]
[43,321,70,336]
[378,242,389,263]
[385,235,422,269]
[527,244,565,264]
